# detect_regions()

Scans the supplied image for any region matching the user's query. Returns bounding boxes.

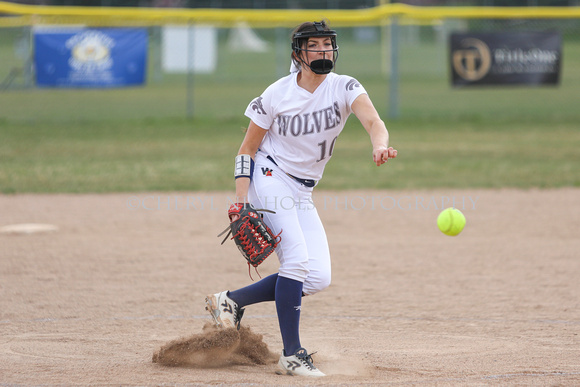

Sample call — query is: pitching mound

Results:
[152,323,278,368]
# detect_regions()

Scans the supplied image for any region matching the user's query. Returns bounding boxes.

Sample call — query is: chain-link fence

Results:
[5,1,580,7]
[1,6,579,122]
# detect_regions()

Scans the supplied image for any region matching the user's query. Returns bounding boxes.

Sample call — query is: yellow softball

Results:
[437,208,466,236]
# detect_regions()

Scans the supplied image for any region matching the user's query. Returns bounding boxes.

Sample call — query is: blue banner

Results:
[35,28,148,88]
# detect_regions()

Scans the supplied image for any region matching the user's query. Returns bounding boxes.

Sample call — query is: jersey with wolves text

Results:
[245,72,367,181]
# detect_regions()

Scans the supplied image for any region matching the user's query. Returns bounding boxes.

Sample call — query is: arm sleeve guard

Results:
[234,154,254,180]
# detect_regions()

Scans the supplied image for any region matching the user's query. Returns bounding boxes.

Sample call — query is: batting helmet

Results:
[291,21,339,75]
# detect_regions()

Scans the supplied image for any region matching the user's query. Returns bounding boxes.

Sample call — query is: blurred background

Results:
[0,1,578,192]
[4,1,580,7]
[1,0,579,121]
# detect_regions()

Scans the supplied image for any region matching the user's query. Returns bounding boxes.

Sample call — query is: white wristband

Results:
[234,154,254,179]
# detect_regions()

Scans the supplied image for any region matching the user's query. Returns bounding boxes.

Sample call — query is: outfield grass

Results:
[1,30,579,193]
[1,115,578,193]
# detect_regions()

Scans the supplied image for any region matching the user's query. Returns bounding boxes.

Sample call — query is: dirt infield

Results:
[1,189,579,385]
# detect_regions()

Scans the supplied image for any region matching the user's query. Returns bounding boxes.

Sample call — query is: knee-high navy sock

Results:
[227,273,278,308]
[275,276,303,356]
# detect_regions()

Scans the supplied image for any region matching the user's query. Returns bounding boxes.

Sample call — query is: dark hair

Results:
[291,20,336,66]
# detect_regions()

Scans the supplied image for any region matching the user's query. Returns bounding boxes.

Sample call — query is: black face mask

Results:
[309,59,334,74]
[292,22,339,75]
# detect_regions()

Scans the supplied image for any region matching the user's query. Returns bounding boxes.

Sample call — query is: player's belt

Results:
[266,155,317,188]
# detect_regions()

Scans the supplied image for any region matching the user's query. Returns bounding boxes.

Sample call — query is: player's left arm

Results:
[351,93,398,166]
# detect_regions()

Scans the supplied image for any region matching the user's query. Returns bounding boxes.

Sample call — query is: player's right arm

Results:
[234,120,268,205]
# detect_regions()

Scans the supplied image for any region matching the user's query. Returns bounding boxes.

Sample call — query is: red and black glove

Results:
[218,203,281,277]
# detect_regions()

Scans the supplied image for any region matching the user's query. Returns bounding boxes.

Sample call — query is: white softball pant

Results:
[248,152,331,296]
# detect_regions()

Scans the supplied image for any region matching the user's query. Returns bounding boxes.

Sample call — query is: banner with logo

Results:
[35,28,148,88]
[450,31,561,87]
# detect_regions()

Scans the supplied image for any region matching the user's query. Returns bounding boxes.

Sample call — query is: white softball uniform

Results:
[245,72,367,294]
[245,72,367,181]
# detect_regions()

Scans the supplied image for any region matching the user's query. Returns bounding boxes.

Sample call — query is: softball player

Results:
[206,20,397,377]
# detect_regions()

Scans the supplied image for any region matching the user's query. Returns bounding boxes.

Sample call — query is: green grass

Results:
[1,31,579,193]
[1,115,578,193]
[324,118,580,190]
[0,117,244,193]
